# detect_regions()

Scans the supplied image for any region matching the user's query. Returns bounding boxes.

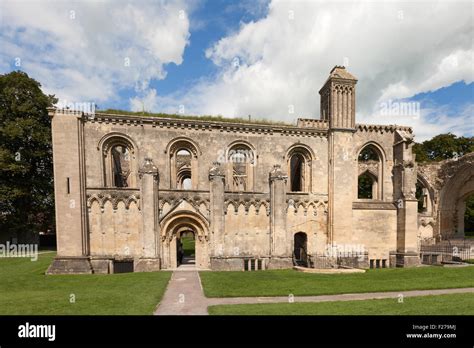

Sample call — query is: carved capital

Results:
[269,164,288,181]
[139,158,159,178]
[209,161,225,179]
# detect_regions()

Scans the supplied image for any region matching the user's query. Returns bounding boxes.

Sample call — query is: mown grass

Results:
[200,266,474,298]
[208,293,474,315]
[0,253,171,315]
[99,109,290,126]
[181,236,195,257]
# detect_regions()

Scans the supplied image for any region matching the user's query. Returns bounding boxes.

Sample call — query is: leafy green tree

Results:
[414,133,474,163]
[0,71,57,242]
[465,194,474,236]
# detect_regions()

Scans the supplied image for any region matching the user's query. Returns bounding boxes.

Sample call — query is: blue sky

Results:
[117,0,270,111]
[0,0,472,141]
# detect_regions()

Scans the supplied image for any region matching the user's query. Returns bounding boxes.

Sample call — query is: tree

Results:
[0,71,57,243]
[413,133,474,163]
[465,194,474,236]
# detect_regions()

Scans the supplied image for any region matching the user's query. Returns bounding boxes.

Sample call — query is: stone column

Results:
[393,131,421,267]
[135,158,161,272]
[209,162,225,258]
[268,165,291,269]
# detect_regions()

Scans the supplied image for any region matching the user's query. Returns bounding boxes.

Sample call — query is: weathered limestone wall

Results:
[286,202,328,256]
[82,120,329,194]
[352,208,397,261]
[88,200,142,257]
[51,112,86,257]
[223,204,270,257]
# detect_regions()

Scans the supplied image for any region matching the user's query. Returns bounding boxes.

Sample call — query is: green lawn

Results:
[181,236,195,257]
[0,253,171,315]
[208,293,474,315]
[200,266,474,298]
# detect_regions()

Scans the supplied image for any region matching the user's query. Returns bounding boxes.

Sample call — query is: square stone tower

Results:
[320,66,358,244]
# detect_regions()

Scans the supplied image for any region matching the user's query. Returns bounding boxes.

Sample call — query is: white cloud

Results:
[1,0,472,140]
[140,0,473,139]
[0,0,191,104]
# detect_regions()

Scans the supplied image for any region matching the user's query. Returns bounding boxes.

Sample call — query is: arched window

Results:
[357,144,383,200]
[287,146,313,192]
[290,154,304,192]
[416,178,432,214]
[167,139,199,190]
[358,171,377,199]
[101,135,136,188]
[227,143,255,192]
[111,145,131,187]
[176,149,192,189]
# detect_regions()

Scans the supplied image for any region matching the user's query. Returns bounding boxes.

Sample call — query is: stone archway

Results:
[160,211,210,269]
[439,163,474,239]
[293,232,308,267]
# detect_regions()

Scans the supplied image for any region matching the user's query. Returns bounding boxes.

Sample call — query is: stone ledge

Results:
[352,201,397,210]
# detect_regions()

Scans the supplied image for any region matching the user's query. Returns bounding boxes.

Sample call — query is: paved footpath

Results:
[155,271,474,315]
[154,269,208,315]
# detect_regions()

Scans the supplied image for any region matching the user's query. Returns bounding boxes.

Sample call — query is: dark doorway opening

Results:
[293,232,308,267]
[177,231,196,267]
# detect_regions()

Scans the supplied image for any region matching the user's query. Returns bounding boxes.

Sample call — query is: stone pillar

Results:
[328,130,355,244]
[268,165,292,269]
[46,108,92,274]
[393,130,421,267]
[320,66,358,246]
[135,158,161,272]
[209,162,225,257]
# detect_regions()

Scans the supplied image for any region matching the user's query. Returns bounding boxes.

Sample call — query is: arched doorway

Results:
[464,194,474,238]
[160,211,209,269]
[439,162,474,239]
[293,232,308,267]
[177,230,196,267]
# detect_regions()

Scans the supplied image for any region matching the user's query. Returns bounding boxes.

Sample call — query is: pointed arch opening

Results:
[416,177,433,214]
[357,143,384,200]
[286,145,313,193]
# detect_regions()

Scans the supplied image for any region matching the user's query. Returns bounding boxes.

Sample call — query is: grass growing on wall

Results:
[99,109,291,126]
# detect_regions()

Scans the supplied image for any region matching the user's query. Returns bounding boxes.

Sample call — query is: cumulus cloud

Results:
[1,0,472,139]
[0,0,191,104]
[139,0,473,139]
